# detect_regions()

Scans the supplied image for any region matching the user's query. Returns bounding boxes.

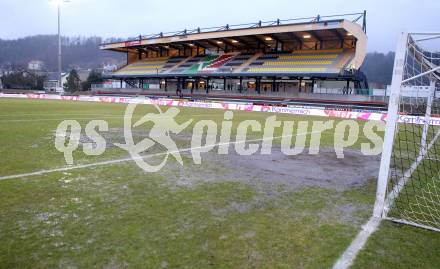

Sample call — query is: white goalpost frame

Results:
[373,32,440,231]
[332,32,409,269]
[373,32,408,219]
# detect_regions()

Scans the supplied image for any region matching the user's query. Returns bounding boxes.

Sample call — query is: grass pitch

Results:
[0,98,439,268]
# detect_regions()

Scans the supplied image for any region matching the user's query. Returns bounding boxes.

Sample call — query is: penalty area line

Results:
[0,131,320,181]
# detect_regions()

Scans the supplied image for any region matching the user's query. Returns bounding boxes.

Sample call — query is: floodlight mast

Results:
[58,3,61,88]
[52,0,69,89]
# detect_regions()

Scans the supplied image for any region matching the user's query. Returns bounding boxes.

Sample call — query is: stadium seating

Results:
[201,53,237,72]
[243,49,353,74]
[114,57,170,75]
[113,49,354,76]
[218,53,254,73]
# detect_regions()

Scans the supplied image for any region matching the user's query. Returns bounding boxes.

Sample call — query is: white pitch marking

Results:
[0,131,319,181]
[0,113,121,117]
[332,217,381,269]
[0,116,125,123]
[0,114,211,122]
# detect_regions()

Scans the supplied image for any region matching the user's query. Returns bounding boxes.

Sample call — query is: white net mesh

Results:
[384,33,440,231]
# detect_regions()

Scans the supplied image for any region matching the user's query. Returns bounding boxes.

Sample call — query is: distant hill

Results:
[0,35,394,87]
[360,52,395,87]
[0,35,124,71]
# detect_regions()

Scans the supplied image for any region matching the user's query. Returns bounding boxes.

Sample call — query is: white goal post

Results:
[374,32,440,232]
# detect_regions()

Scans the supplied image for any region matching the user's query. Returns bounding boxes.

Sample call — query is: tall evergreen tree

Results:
[64,69,81,92]
[81,69,103,91]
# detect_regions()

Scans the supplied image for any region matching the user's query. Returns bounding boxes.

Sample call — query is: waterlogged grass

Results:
[0,162,372,268]
[0,98,438,268]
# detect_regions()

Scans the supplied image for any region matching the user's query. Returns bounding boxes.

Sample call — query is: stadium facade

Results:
[99,12,371,104]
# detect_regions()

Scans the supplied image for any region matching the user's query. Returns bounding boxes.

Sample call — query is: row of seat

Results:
[278,54,339,60]
[291,48,344,54]
[246,67,328,73]
[262,60,333,66]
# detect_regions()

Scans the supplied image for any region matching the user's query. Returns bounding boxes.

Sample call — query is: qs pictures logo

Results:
[55,104,384,172]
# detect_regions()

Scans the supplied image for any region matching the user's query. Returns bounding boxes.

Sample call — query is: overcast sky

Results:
[1,0,439,52]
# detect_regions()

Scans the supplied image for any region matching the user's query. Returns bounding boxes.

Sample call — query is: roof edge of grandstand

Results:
[100,11,367,48]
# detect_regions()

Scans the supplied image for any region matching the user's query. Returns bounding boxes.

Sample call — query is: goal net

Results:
[374,32,440,232]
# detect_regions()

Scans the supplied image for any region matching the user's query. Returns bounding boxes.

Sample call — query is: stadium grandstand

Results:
[99,11,382,109]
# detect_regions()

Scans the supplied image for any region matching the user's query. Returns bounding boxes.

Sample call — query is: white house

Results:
[28,60,45,71]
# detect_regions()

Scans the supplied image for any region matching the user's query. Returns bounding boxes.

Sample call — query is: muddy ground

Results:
[160,146,380,193]
[55,127,381,193]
